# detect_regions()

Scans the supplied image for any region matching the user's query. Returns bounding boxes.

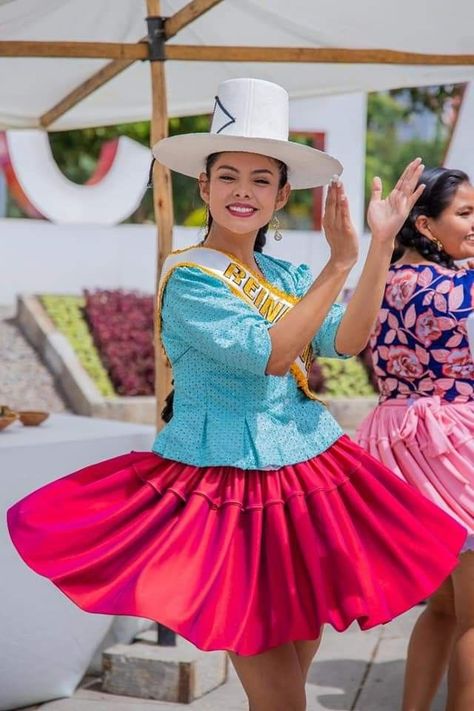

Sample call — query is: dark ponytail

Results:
[161,152,289,422]
[393,167,470,269]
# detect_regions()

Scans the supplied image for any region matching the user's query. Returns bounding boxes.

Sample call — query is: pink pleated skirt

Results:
[7,435,466,656]
[356,396,474,550]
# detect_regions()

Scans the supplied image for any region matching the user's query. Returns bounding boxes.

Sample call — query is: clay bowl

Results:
[18,411,50,427]
[0,413,19,431]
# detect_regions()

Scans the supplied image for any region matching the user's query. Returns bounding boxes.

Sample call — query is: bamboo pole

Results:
[2,40,474,65]
[147,0,173,432]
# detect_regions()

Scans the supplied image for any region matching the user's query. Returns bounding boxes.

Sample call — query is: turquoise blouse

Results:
[152,251,348,469]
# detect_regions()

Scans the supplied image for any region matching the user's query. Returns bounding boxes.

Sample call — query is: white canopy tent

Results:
[0,0,474,130]
[1,0,473,417]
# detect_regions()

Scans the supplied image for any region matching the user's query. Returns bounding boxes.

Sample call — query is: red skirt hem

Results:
[7,435,466,656]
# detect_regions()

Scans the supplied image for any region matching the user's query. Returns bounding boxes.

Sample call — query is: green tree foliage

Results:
[365,84,464,219]
[393,85,462,116]
[365,92,408,213]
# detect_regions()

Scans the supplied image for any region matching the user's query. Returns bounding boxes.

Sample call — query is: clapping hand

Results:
[322,177,359,270]
[367,158,425,245]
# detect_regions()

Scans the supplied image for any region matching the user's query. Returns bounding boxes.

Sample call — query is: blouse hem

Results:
[151,430,345,470]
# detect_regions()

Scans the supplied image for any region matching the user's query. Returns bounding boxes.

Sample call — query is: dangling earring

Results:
[427,225,443,252]
[199,205,210,244]
[271,213,283,241]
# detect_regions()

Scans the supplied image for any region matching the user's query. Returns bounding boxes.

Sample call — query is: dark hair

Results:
[161,386,174,423]
[392,167,470,269]
[161,151,289,423]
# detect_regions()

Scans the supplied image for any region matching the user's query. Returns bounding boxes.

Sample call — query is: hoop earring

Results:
[271,213,283,241]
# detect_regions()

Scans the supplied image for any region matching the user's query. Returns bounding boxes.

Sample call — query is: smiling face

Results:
[416,182,474,260]
[198,152,290,238]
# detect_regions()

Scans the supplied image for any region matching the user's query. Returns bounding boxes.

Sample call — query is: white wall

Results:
[444,83,474,178]
[290,93,367,233]
[0,218,371,305]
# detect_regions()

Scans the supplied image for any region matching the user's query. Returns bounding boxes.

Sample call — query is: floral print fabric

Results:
[371,264,474,402]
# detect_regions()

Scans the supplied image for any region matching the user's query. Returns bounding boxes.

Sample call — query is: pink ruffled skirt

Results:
[357,396,474,550]
[7,435,466,656]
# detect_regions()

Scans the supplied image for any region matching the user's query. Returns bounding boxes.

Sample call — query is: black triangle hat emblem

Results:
[213,95,236,134]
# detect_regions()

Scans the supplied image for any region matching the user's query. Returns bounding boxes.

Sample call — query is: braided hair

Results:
[161,152,289,423]
[393,167,470,269]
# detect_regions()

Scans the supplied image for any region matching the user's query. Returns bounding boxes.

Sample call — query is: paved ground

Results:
[0,305,67,413]
[18,606,447,711]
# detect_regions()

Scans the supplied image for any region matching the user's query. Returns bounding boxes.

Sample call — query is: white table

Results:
[0,414,155,711]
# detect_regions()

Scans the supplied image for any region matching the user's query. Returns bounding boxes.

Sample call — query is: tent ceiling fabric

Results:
[0,0,473,130]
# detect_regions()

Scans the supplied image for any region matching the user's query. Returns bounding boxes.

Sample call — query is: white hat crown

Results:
[153,77,343,190]
[210,78,289,142]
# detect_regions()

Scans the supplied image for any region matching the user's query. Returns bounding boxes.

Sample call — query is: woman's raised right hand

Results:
[322,178,359,271]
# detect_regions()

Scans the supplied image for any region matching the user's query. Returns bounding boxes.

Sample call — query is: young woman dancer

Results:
[357,167,474,711]
[8,80,466,711]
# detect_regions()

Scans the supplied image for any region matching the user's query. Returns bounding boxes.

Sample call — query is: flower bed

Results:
[317,356,376,397]
[41,291,378,400]
[84,290,154,396]
[40,295,115,397]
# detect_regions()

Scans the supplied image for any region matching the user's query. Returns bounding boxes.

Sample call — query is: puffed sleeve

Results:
[291,262,350,359]
[161,266,272,375]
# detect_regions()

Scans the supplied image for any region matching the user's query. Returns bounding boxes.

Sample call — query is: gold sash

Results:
[158,245,321,401]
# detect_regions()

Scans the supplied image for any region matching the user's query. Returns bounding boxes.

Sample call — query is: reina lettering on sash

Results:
[158,246,324,403]
[223,263,290,324]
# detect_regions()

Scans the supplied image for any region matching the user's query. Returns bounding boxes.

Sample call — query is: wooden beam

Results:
[40,60,132,127]
[0,41,148,60]
[165,45,474,65]
[37,0,223,128]
[147,0,173,432]
[3,41,474,66]
[164,0,223,39]
[0,3,224,60]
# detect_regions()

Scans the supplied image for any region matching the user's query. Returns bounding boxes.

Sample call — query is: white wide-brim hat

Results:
[153,78,343,190]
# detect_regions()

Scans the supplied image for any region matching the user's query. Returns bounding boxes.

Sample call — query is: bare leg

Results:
[229,642,307,711]
[402,577,456,711]
[294,630,323,681]
[446,551,474,711]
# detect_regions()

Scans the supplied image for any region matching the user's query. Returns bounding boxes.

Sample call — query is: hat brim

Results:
[152,134,342,190]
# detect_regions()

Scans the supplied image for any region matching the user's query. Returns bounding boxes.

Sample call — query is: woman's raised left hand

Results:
[367,157,425,245]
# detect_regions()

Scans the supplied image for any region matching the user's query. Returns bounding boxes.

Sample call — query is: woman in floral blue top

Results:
[357,167,474,711]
